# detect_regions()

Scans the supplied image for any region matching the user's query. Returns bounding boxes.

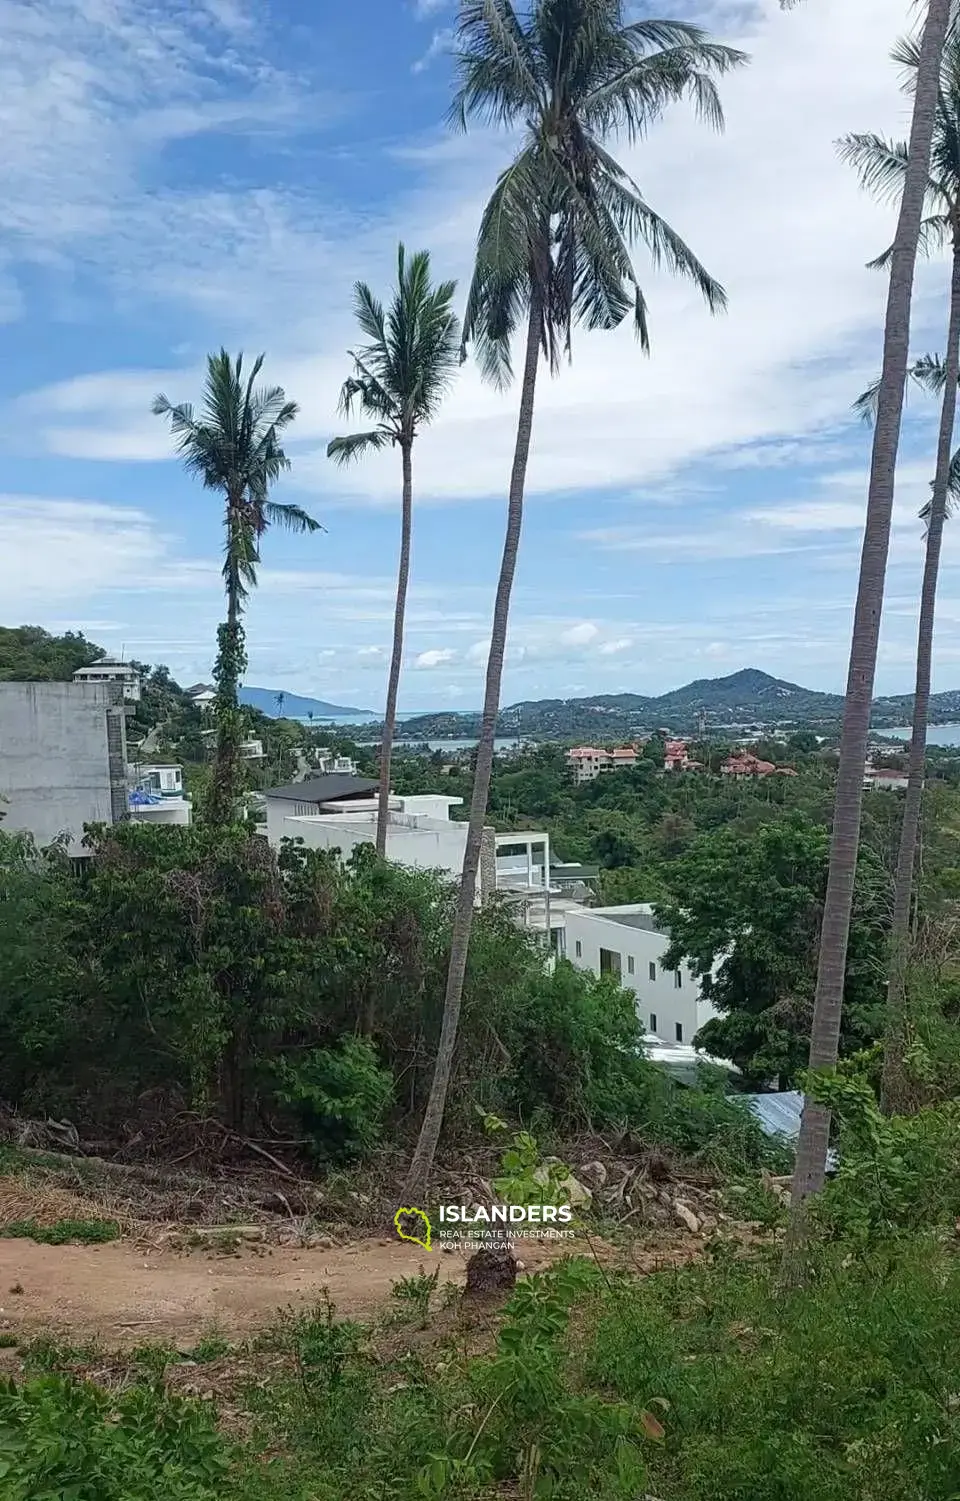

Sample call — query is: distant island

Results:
[365,668,960,740]
[238,686,375,720]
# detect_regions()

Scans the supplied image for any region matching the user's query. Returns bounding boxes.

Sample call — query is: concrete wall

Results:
[564,905,717,1045]
[0,682,126,855]
[280,811,469,882]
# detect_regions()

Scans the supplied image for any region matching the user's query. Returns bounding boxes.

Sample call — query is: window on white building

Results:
[627,955,635,975]
[599,948,622,977]
[675,1022,683,1042]
[674,969,682,989]
[648,962,656,982]
[575,940,582,958]
[649,1013,657,1033]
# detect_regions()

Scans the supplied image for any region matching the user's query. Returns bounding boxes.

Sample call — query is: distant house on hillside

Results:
[663,738,702,773]
[72,657,141,704]
[721,751,797,779]
[863,765,909,791]
[566,744,639,784]
[186,684,217,711]
[609,746,637,771]
[566,746,611,784]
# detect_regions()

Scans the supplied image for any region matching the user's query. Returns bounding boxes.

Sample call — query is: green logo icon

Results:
[394,1206,432,1251]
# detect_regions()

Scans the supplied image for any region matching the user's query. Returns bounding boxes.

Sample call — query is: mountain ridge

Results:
[381,668,960,739]
[239,686,374,719]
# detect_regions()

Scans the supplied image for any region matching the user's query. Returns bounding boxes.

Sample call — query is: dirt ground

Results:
[0,1231,662,1348]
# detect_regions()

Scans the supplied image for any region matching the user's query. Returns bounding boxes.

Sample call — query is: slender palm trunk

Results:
[377,440,413,858]
[880,233,960,1114]
[404,285,544,1202]
[783,0,951,1276]
[210,509,247,827]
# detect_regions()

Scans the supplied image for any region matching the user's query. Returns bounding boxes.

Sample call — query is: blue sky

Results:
[1,0,957,712]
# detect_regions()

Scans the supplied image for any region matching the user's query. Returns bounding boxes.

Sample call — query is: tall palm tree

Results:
[328,246,460,856]
[404,0,746,1202]
[841,35,960,1114]
[153,350,320,825]
[783,0,953,1270]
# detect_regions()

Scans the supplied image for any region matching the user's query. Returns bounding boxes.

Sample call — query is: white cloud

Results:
[560,621,600,647]
[13,0,947,511]
[412,29,454,74]
[414,0,449,15]
[598,637,633,656]
[413,648,457,669]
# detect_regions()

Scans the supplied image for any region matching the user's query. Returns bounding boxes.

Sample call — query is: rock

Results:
[673,1202,701,1235]
[465,1248,518,1295]
[532,1165,592,1207]
[577,1160,608,1190]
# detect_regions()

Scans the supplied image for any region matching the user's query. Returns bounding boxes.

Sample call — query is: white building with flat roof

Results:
[267,779,552,907]
[72,658,141,702]
[564,903,718,1047]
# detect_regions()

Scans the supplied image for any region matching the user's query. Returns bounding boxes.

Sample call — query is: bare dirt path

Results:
[0,1234,622,1348]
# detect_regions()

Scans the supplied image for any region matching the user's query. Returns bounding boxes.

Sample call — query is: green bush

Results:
[271,1038,394,1158]
[0,1375,229,1500]
[0,1217,119,1245]
[807,1071,960,1240]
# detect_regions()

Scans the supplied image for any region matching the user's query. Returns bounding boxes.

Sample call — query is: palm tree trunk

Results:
[377,439,413,859]
[782,0,951,1278]
[210,511,247,826]
[880,232,960,1115]
[404,284,544,1203]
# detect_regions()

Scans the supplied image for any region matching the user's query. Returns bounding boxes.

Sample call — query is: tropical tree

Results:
[783,0,953,1272]
[841,35,960,1114]
[855,357,960,1112]
[153,351,320,825]
[328,246,460,856]
[404,0,746,1201]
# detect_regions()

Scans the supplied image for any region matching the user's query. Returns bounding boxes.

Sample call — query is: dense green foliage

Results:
[0,825,772,1167]
[657,814,888,1085]
[0,625,104,681]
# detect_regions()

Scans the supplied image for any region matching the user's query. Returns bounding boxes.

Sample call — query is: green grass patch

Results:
[0,1216,119,1245]
[1,1240,958,1499]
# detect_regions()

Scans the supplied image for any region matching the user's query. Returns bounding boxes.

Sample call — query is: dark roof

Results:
[265,774,378,805]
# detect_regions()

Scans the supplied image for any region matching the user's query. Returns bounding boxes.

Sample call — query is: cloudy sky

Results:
[1,0,956,711]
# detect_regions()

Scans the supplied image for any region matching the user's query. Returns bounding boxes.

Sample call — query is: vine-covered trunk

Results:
[209,507,248,827]
[782,0,952,1281]
[880,233,960,1114]
[403,282,544,1203]
[377,440,413,859]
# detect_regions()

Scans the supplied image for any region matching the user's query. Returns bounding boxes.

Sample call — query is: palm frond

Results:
[262,500,324,533]
[867,212,952,269]
[911,351,950,393]
[449,0,542,131]
[853,376,881,424]
[329,243,460,445]
[153,348,308,599]
[837,132,912,203]
[583,28,747,139]
[326,429,393,465]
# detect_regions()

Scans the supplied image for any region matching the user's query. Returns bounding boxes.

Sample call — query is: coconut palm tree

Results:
[404,0,746,1202]
[153,350,320,825]
[841,35,960,1114]
[328,246,460,856]
[782,0,953,1273]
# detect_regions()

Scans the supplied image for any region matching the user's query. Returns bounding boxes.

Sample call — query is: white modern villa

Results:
[564,903,718,1047]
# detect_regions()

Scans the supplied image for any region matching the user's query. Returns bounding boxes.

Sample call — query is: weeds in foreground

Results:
[0,1216,119,1245]
[1,1238,958,1499]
